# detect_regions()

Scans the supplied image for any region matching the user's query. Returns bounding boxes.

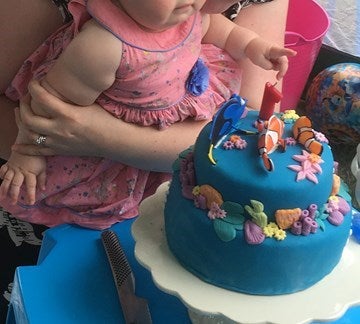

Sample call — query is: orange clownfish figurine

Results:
[257,115,286,171]
[293,116,323,156]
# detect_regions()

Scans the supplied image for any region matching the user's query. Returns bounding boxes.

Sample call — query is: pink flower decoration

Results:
[285,137,296,146]
[288,164,319,183]
[207,202,227,219]
[223,140,235,150]
[217,209,227,218]
[325,199,339,213]
[208,209,217,220]
[234,138,247,149]
[314,130,329,144]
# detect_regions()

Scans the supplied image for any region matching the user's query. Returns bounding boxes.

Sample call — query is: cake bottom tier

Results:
[164,175,352,296]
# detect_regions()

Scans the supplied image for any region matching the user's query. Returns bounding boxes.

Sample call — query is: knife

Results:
[101,230,152,324]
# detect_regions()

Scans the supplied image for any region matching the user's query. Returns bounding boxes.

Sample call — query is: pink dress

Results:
[4,0,241,229]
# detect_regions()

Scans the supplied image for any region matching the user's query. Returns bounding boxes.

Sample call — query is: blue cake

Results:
[164,98,352,295]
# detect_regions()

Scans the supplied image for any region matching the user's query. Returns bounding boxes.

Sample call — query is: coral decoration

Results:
[301,217,318,235]
[291,221,303,235]
[244,200,268,228]
[199,184,223,209]
[331,174,341,196]
[288,150,324,184]
[308,204,318,218]
[179,151,196,199]
[290,205,319,236]
[275,208,301,229]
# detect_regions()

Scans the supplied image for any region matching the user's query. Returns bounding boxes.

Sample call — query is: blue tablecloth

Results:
[6,219,360,323]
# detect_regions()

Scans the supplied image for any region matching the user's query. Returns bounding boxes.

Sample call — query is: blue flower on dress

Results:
[186,58,209,96]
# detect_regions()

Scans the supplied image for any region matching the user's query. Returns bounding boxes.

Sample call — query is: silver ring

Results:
[35,135,47,146]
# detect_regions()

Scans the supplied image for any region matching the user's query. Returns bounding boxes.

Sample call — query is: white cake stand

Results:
[132,182,360,324]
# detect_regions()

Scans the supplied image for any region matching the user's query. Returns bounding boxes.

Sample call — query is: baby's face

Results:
[201,0,239,13]
[117,0,207,32]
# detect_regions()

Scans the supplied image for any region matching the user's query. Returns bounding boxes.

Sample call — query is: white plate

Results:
[133,182,360,324]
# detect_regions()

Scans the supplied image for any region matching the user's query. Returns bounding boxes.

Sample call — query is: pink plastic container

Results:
[280,0,330,111]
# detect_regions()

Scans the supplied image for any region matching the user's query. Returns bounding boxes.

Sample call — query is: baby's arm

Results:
[202,13,296,80]
[0,19,122,205]
[0,144,46,205]
[40,19,122,108]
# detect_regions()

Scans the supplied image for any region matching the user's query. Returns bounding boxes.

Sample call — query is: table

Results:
[6,219,360,323]
[6,220,190,324]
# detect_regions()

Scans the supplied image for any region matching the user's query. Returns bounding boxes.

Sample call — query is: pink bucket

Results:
[280,0,330,111]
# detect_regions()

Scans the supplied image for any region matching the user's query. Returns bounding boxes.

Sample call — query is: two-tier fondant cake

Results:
[164,89,352,296]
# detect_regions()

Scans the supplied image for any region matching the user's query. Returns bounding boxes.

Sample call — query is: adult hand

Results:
[13,80,107,157]
[12,80,207,173]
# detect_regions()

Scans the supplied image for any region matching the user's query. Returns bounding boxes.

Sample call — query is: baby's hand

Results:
[0,152,46,205]
[245,37,297,80]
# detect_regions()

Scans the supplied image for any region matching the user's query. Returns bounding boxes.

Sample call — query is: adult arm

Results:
[0,0,64,160]
[0,1,63,92]
[13,81,207,173]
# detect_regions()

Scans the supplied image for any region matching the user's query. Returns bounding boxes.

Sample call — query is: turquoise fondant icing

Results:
[164,110,352,295]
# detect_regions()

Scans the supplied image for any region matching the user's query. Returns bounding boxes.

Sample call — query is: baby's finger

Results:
[0,164,9,179]
[275,57,289,80]
[285,48,297,57]
[8,172,25,205]
[256,55,275,71]
[37,171,47,192]
[0,168,14,200]
[271,47,296,59]
[25,174,37,205]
